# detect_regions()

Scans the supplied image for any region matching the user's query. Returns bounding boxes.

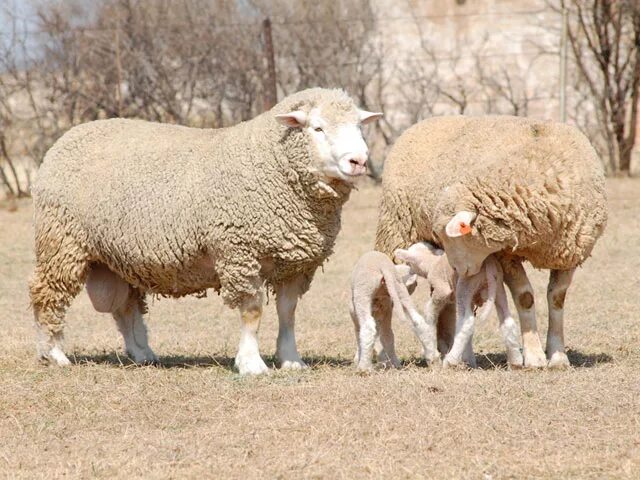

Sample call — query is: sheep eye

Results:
[314,127,323,133]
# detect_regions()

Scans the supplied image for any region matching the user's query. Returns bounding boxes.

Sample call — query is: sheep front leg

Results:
[235,290,269,375]
[546,268,575,369]
[276,276,307,370]
[443,277,476,369]
[501,260,546,368]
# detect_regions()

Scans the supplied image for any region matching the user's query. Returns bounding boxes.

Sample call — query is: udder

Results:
[85,263,130,313]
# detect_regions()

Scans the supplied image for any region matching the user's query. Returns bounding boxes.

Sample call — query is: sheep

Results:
[375,115,607,369]
[29,88,382,375]
[394,242,523,369]
[349,250,436,371]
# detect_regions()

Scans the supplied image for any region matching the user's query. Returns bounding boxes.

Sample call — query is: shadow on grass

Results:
[70,349,613,371]
[473,349,613,370]
[70,352,352,370]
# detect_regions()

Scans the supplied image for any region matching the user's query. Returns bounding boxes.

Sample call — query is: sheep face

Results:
[435,211,501,277]
[275,107,381,183]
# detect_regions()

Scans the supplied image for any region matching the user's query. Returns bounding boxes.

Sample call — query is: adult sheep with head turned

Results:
[375,115,607,369]
[30,88,381,375]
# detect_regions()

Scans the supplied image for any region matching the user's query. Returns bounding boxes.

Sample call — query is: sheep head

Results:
[275,94,381,184]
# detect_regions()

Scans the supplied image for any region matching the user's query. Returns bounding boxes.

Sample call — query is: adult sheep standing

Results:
[30,88,381,375]
[375,115,607,369]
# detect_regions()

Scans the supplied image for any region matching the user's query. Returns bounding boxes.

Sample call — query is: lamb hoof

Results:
[523,349,547,369]
[547,351,570,369]
[280,359,308,370]
[507,350,525,369]
[442,356,467,370]
[377,357,401,369]
[235,354,270,376]
[425,355,442,368]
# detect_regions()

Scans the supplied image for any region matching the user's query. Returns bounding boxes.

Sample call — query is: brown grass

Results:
[1,179,639,479]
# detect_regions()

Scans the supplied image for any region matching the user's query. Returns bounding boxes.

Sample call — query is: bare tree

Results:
[557,0,640,174]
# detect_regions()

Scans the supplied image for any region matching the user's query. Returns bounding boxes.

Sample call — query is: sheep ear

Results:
[275,110,307,128]
[393,248,411,263]
[358,109,383,125]
[445,211,477,238]
[422,242,444,256]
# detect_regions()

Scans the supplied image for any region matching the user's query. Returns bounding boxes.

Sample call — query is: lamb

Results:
[349,251,436,371]
[376,115,607,369]
[394,242,523,368]
[29,88,381,375]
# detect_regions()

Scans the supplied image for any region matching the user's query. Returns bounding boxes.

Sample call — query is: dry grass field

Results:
[1,178,639,479]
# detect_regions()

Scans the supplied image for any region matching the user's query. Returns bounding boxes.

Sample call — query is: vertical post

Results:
[263,17,277,111]
[114,19,123,117]
[559,7,568,123]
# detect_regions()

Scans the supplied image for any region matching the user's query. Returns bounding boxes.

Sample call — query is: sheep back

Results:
[33,89,357,307]
[376,115,607,270]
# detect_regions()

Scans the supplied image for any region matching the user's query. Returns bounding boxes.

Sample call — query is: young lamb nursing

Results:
[394,242,523,369]
[376,115,607,368]
[30,88,381,375]
[349,251,435,371]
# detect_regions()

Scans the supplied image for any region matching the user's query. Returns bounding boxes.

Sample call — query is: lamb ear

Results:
[445,211,477,238]
[393,248,411,263]
[358,109,383,125]
[275,110,307,128]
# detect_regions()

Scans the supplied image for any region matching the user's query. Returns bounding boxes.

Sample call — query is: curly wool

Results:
[32,88,358,308]
[375,115,607,270]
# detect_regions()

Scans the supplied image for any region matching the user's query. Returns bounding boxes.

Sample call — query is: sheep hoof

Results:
[547,351,570,369]
[424,355,442,368]
[235,354,270,376]
[523,349,547,369]
[39,346,72,367]
[127,349,159,366]
[507,350,525,369]
[280,359,308,370]
[442,356,467,370]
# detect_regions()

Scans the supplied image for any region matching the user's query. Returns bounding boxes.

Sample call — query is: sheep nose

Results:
[348,153,368,168]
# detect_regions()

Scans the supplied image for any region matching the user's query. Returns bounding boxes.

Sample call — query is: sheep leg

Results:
[546,268,575,369]
[355,305,378,371]
[350,305,361,365]
[423,297,446,366]
[234,290,269,375]
[112,290,157,364]
[462,337,477,368]
[437,303,456,355]
[275,276,308,370]
[377,307,401,369]
[29,232,89,366]
[443,277,476,368]
[495,281,524,368]
[371,294,393,365]
[501,260,546,368]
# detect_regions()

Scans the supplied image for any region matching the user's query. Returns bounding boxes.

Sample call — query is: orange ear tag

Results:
[459,222,472,235]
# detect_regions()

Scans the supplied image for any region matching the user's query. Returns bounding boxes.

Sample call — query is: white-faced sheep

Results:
[376,115,607,369]
[30,88,381,375]
[394,242,523,369]
[349,250,436,371]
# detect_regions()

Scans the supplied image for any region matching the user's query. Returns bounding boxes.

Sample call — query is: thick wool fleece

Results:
[31,88,358,312]
[375,115,607,270]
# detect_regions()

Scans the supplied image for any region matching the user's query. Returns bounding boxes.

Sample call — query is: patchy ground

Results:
[1,179,639,479]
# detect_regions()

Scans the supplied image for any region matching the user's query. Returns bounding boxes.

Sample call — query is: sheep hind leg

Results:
[234,290,269,376]
[29,236,89,366]
[501,259,546,369]
[112,290,157,365]
[377,306,401,369]
[546,269,575,369]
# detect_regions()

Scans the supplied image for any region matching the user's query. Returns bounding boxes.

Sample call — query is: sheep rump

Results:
[375,115,607,269]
